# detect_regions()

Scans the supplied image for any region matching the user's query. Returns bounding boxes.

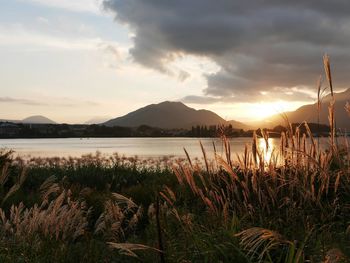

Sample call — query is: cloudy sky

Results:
[1,0,349,123]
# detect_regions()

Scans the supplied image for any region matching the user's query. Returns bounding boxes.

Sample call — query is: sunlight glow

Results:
[250,101,289,119]
[258,138,276,164]
[223,100,309,122]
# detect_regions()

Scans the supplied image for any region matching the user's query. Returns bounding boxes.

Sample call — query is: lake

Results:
[0,137,280,159]
[0,137,335,161]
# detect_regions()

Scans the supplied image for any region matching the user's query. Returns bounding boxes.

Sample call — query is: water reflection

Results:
[0,137,331,161]
[258,138,277,164]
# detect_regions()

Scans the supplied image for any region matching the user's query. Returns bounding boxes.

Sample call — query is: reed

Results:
[165,56,350,262]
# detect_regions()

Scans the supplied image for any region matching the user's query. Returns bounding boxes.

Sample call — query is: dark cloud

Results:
[103,0,350,102]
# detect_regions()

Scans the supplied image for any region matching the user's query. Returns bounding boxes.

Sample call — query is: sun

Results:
[207,100,308,123]
[234,101,306,122]
[250,102,287,120]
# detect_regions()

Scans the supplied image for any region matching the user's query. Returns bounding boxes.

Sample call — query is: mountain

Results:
[22,115,56,124]
[104,101,248,129]
[265,88,350,130]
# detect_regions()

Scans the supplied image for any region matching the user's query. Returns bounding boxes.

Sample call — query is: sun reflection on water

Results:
[258,138,278,164]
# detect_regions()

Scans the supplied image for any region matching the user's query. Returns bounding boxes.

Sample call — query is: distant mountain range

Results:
[0,115,56,124]
[104,101,250,130]
[264,88,350,130]
[2,89,349,131]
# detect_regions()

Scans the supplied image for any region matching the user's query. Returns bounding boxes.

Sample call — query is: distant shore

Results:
[0,121,332,139]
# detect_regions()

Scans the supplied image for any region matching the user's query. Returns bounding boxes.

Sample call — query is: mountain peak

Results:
[104,101,247,129]
[158,100,179,105]
[22,115,56,124]
[156,101,188,108]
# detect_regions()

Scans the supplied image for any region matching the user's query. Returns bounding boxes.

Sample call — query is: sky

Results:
[1,0,349,124]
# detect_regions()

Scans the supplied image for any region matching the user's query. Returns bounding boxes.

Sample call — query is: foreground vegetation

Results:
[0,56,350,262]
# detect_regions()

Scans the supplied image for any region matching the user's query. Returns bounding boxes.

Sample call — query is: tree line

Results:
[0,122,330,139]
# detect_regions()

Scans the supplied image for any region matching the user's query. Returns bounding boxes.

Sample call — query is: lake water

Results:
[0,137,280,159]
[0,137,335,161]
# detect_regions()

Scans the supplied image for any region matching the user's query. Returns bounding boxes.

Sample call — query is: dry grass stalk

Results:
[160,186,177,206]
[212,141,218,170]
[0,162,10,186]
[200,141,209,173]
[0,190,89,242]
[252,131,258,165]
[304,122,317,159]
[1,167,27,205]
[328,99,336,149]
[323,54,333,97]
[112,193,137,210]
[317,75,323,111]
[345,102,350,116]
[261,128,269,151]
[236,227,288,262]
[108,242,160,258]
[39,175,60,201]
[95,193,142,242]
[222,136,233,168]
[183,147,193,169]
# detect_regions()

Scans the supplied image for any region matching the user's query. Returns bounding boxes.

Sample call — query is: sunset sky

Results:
[1,0,349,124]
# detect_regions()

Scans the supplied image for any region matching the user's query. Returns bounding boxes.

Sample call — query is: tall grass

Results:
[0,151,163,262]
[161,55,350,262]
[0,56,349,262]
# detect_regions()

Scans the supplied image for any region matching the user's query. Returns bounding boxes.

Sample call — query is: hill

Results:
[104,101,249,130]
[22,115,56,124]
[265,88,350,130]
